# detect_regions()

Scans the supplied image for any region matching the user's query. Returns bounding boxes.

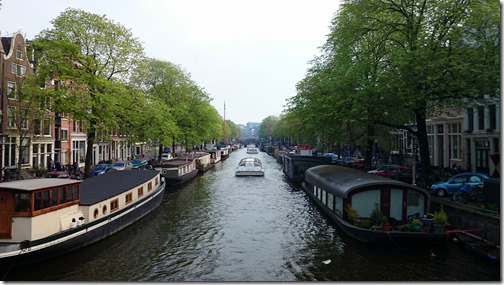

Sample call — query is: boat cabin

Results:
[0,179,81,242]
[304,165,430,225]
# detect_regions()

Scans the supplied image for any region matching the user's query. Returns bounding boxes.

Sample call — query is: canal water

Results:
[3,148,500,281]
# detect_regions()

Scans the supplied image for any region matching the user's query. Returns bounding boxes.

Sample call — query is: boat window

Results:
[66,187,73,202]
[407,191,420,206]
[34,191,42,211]
[51,189,58,207]
[59,187,67,204]
[110,199,119,212]
[406,190,425,218]
[334,196,343,216]
[138,186,144,198]
[148,182,152,192]
[43,191,50,208]
[14,192,31,212]
[125,192,133,205]
[352,190,381,218]
[321,189,326,205]
[73,185,79,201]
[327,192,334,212]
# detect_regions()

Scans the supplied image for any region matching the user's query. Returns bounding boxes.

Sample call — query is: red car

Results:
[45,170,71,179]
[372,165,408,178]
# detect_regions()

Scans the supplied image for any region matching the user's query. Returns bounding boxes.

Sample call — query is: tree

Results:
[32,8,145,178]
[130,58,223,156]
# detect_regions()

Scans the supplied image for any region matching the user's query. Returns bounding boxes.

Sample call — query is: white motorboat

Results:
[235,157,264,176]
[246,147,259,154]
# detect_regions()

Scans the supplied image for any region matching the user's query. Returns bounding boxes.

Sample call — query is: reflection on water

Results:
[3,149,500,281]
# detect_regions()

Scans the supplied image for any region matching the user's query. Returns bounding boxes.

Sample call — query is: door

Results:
[0,190,13,238]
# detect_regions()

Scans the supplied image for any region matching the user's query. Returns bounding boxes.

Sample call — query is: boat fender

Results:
[19,240,30,250]
[70,218,77,229]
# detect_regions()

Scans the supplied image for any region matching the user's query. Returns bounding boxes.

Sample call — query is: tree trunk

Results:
[415,110,432,188]
[84,130,95,179]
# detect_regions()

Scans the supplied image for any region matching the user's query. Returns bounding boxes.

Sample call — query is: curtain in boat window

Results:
[390,188,403,221]
[352,190,380,218]
[406,190,425,217]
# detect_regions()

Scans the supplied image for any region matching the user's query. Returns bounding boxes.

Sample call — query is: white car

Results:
[161,153,173,161]
[112,161,132,171]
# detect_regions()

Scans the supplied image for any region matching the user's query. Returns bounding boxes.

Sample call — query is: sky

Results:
[0,0,341,125]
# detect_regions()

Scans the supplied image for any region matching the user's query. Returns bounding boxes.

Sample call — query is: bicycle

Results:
[452,183,483,204]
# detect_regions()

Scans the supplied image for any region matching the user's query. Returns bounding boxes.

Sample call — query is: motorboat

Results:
[246,147,259,154]
[235,157,264,176]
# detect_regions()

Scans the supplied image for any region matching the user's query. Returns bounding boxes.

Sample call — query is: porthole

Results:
[102,205,107,215]
[93,208,99,219]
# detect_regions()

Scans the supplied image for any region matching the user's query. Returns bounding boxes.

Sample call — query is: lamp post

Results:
[0,133,6,182]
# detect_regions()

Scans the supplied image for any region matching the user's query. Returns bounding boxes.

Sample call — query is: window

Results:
[21,109,28,129]
[43,118,51,136]
[478,106,485,130]
[448,123,461,160]
[7,81,15,99]
[466,107,474,131]
[16,50,22,59]
[489,104,496,130]
[125,192,133,205]
[327,192,334,212]
[110,199,119,212]
[11,63,26,76]
[148,182,152,192]
[61,129,69,141]
[33,119,41,135]
[7,107,15,129]
[14,193,31,212]
[138,186,144,198]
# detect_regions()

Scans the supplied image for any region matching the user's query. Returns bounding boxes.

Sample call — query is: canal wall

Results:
[431,198,500,245]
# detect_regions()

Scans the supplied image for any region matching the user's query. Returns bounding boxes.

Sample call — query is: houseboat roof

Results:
[305,165,429,199]
[80,170,160,205]
[0,178,80,192]
[158,158,194,166]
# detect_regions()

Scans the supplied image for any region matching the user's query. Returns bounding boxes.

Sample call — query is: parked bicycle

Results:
[452,182,484,204]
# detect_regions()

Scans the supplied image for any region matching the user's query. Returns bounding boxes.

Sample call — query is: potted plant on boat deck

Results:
[370,203,389,231]
[411,218,423,232]
[346,205,359,226]
[432,205,448,234]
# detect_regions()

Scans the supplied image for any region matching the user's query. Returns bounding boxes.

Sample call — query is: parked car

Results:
[161,153,173,161]
[321,153,339,164]
[91,163,113,176]
[368,164,403,174]
[430,172,489,198]
[389,168,422,184]
[112,161,133,171]
[131,159,148,169]
[45,170,71,179]
[372,165,408,178]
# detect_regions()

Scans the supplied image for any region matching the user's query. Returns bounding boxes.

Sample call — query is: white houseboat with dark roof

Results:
[153,156,199,187]
[0,170,165,270]
[302,165,449,247]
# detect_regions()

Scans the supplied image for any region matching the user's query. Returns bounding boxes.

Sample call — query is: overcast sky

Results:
[1,0,341,125]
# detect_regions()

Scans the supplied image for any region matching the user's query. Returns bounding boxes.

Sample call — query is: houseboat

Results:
[216,144,231,161]
[205,148,222,164]
[191,152,214,173]
[153,157,199,187]
[0,170,165,270]
[302,165,449,247]
[235,157,264,176]
[282,153,332,182]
